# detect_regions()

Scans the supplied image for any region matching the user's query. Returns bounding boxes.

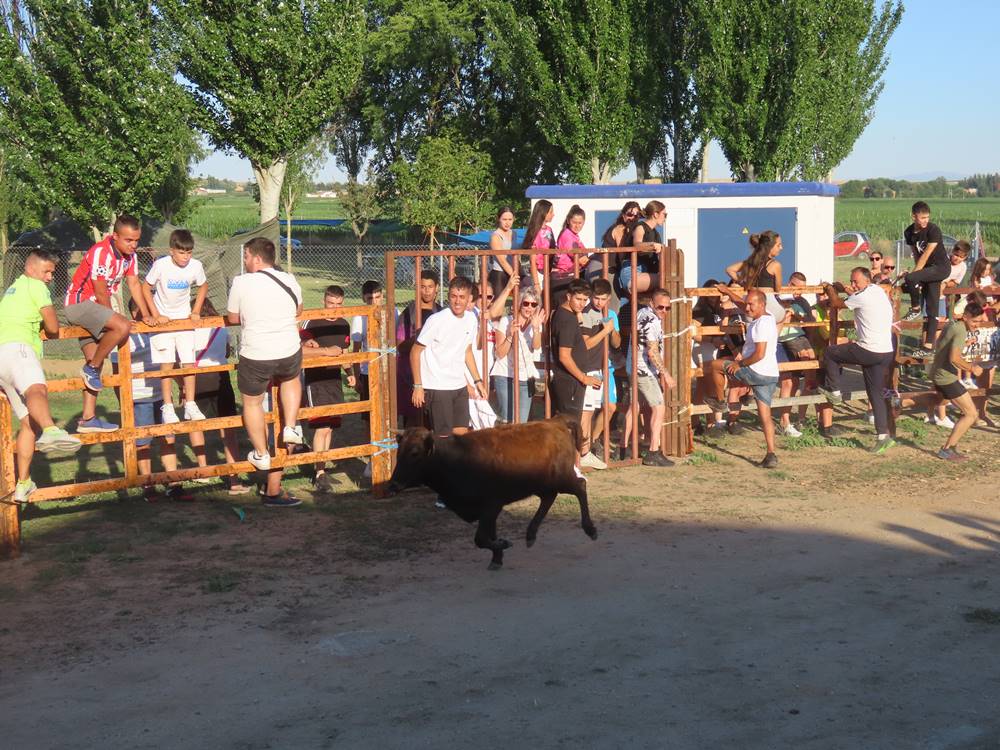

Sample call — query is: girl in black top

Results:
[616,200,666,297]
[597,201,641,283]
[726,230,783,290]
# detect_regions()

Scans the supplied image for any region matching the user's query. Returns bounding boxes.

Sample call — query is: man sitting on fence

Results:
[817,267,896,454]
[704,287,780,469]
[226,238,304,503]
[0,250,82,504]
[63,214,159,433]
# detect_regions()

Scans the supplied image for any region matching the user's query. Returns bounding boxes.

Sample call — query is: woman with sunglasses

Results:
[489,276,544,423]
[598,201,641,284]
[617,200,667,298]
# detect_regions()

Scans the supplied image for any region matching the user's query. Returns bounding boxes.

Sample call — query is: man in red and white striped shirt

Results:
[64,214,157,432]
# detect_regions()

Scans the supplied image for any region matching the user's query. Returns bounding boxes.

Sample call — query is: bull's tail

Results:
[554,413,585,452]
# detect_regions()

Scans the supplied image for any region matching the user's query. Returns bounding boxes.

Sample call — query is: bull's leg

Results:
[573,478,598,540]
[525,493,557,548]
[474,510,511,570]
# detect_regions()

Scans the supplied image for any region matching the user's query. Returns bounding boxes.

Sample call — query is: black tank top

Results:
[754,264,777,289]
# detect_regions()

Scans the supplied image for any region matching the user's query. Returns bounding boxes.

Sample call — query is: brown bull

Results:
[388,416,598,569]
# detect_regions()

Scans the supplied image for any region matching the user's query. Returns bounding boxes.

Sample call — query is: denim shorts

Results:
[133,400,164,448]
[732,367,779,406]
[617,262,648,294]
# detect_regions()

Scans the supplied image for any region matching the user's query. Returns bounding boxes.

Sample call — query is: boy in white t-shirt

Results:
[141,229,209,424]
[410,276,487,438]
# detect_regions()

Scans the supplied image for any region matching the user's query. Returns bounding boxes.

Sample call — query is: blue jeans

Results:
[492,375,531,423]
[732,367,779,407]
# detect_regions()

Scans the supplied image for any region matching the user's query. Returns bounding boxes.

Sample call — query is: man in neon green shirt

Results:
[0,250,82,503]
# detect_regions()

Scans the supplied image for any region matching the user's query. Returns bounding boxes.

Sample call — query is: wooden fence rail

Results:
[0,304,393,559]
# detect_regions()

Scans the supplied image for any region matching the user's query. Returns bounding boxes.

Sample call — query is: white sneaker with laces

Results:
[247,450,271,471]
[782,424,802,438]
[161,403,179,424]
[936,416,956,429]
[580,452,608,470]
[283,425,304,445]
[183,401,207,421]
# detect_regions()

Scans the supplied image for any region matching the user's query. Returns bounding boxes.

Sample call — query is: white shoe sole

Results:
[283,429,303,445]
[36,435,83,455]
[247,452,271,471]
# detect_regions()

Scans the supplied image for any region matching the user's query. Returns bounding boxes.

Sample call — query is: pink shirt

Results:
[553,228,585,273]
[532,225,556,272]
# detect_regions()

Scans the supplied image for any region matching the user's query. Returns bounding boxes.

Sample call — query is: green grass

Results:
[836,197,1000,256]
[185,195,346,240]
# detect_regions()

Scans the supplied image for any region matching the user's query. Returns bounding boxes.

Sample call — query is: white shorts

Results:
[582,369,605,412]
[0,343,45,420]
[150,329,196,365]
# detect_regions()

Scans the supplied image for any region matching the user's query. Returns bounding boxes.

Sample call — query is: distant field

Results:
[186,195,346,239]
[835,197,1000,256]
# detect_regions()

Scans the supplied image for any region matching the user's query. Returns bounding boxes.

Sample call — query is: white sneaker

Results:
[936,416,956,429]
[782,424,802,438]
[161,403,179,424]
[282,425,304,445]
[183,401,207,421]
[580,452,608,470]
[866,413,875,425]
[13,479,36,504]
[247,450,271,471]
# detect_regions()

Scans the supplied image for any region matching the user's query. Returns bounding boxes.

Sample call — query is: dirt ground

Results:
[2,413,1000,750]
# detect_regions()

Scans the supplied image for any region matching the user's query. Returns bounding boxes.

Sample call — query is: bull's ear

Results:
[423,433,434,456]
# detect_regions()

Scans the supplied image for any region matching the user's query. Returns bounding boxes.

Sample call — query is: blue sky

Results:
[193,0,1000,183]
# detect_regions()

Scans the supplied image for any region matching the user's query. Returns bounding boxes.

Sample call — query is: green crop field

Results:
[835,198,1000,256]
[185,194,346,239]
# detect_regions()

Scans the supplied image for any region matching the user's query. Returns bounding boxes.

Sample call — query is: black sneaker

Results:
[726,421,746,436]
[901,308,923,322]
[819,424,846,440]
[312,472,334,493]
[759,452,778,469]
[262,492,301,508]
[642,452,675,467]
[591,438,605,457]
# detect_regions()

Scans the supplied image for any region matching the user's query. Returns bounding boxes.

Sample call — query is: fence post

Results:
[663,239,690,458]
[386,253,398,433]
[368,304,391,495]
[0,393,19,559]
[118,337,138,485]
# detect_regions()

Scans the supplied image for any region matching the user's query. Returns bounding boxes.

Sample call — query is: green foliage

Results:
[341,178,381,243]
[152,133,207,225]
[0,143,46,253]
[691,0,902,181]
[486,0,635,183]
[392,135,494,245]
[0,0,195,235]
[160,0,366,222]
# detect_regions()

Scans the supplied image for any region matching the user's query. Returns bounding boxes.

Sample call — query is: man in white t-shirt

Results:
[410,275,487,438]
[818,267,896,455]
[704,287,780,468]
[226,238,304,505]
[141,229,209,425]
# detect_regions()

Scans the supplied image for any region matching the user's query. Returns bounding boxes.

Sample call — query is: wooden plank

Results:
[27,443,379,503]
[117,337,139,485]
[368,306,392,495]
[0,394,19,559]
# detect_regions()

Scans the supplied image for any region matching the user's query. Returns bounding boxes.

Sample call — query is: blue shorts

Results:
[617,262,648,293]
[732,367,779,407]
[134,400,163,447]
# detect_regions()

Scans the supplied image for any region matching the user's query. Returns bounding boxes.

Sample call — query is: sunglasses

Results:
[654,304,670,311]
[521,301,539,307]
[870,257,882,262]
[883,265,895,270]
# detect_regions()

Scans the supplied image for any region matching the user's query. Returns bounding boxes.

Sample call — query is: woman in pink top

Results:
[521,199,555,290]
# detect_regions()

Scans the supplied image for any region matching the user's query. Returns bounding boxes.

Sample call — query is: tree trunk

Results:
[252,158,288,224]
[590,157,611,184]
[700,142,710,183]
[285,215,293,272]
[90,225,103,242]
[0,222,8,256]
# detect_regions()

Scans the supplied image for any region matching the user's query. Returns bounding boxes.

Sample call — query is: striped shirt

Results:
[65,236,138,306]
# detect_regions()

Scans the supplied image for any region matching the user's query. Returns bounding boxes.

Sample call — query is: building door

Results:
[697,208,796,284]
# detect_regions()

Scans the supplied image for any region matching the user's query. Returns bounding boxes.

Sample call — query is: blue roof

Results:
[525,182,839,199]
[451,229,527,246]
[276,218,346,227]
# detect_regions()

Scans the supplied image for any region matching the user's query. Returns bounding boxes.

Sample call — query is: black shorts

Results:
[424,387,469,436]
[550,372,584,418]
[237,349,303,397]
[782,336,813,357]
[934,380,966,400]
[356,373,370,401]
[195,372,238,419]
[305,377,345,428]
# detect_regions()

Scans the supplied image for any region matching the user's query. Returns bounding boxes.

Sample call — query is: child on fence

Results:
[301,285,356,492]
[141,229,209,425]
[0,250,82,504]
[186,298,250,495]
[110,299,193,502]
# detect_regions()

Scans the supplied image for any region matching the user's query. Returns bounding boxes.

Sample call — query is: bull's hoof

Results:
[497,538,512,550]
[526,535,536,548]
[488,561,503,571]
[584,525,598,540]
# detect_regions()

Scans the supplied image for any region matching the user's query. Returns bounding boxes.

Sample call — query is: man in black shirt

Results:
[900,201,951,349]
[301,285,355,491]
[550,279,601,421]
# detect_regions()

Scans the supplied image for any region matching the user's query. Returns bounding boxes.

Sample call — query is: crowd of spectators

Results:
[2,199,995,507]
